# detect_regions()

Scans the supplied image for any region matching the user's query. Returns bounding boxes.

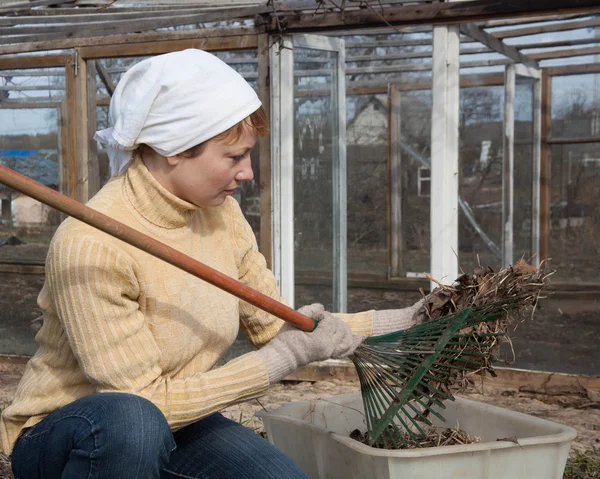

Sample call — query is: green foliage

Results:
[564,451,600,479]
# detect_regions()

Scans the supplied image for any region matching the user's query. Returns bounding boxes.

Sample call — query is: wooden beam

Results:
[65,45,489,68]
[430,25,460,287]
[75,0,264,5]
[286,363,600,393]
[0,100,60,108]
[0,25,260,55]
[59,100,67,205]
[0,0,72,14]
[492,15,600,39]
[78,34,259,59]
[294,72,506,96]
[86,59,100,199]
[513,63,541,79]
[539,70,551,262]
[0,264,45,274]
[294,58,511,77]
[347,46,491,63]
[460,23,538,68]
[345,37,472,48]
[530,45,600,61]
[269,0,600,33]
[0,85,64,91]
[95,61,114,96]
[74,50,89,203]
[546,62,600,76]
[323,13,588,36]
[515,38,600,51]
[0,7,213,26]
[0,70,64,77]
[483,13,585,27]
[0,6,268,45]
[0,54,69,69]
[257,33,271,269]
[64,55,78,200]
[547,136,600,145]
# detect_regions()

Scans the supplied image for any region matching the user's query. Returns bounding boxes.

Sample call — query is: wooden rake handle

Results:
[0,164,317,332]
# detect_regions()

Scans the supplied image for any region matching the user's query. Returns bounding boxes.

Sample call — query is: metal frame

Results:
[388,86,402,278]
[531,75,542,267]
[503,63,542,267]
[270,33,347,311]
[502,64,516,267]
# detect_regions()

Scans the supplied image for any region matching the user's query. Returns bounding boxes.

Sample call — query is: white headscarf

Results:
[94,49,262,176]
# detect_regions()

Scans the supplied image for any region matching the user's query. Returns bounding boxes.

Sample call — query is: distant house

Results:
[347,97,388,146]
[0,151,59,231]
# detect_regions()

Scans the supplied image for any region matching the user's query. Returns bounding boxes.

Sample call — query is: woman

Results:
[1,49,424,479]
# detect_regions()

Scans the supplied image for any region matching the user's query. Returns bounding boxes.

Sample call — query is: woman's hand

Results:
[371,297,426,336]
[257,303,362,384]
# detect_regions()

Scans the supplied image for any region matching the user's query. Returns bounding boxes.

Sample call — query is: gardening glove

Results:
[258,303,363,384]
[371,297,426,336]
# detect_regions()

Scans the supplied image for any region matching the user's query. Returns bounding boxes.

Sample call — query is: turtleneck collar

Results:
[123,153,200,229]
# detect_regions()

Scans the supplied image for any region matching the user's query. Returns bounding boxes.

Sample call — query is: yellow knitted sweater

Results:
[0,156,374,455]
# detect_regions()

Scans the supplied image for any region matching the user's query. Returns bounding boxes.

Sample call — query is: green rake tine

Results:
[369,310,470,443]
[354,356,400,437]
[362,339,460,397]
[362,364,438,433]
[354,355,433,442]
[359,344,438,355]
[371,359,453,405]
[355,358,382,441]
[358,350,452,405]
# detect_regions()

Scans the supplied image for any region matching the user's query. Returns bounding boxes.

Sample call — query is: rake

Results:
[0,164,539,447]
[352,299,521,447]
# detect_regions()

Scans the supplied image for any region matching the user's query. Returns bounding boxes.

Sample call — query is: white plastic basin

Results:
[257,393,576,479]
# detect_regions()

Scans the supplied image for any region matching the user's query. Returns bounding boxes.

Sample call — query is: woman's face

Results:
[165,127,257,208]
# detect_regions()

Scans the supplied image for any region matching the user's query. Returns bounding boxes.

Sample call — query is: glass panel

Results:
[0,67,65,264]
[0,67,65,354]
[293,47,338,310]
[0,107,61,264]
[0,66,65,103]
[346,94,388,275]
[514,75,535,263]
[398,89,432,276]
[550,143,600,282]
[552,73,600,139]
[458,85,504,272]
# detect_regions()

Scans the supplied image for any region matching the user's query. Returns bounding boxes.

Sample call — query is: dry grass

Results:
[351,424,481,450]
[417,258,552,392]
[0,452,12,479]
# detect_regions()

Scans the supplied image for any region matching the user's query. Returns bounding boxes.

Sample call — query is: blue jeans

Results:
[11,392,309,479]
